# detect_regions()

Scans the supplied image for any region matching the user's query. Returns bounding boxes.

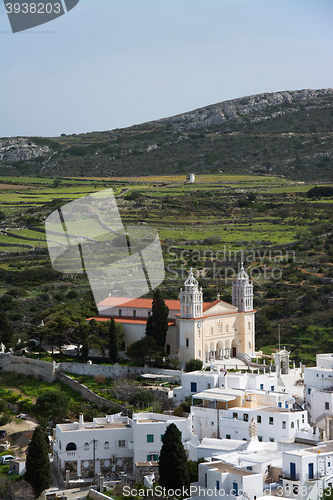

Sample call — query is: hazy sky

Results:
[1,0,332,138]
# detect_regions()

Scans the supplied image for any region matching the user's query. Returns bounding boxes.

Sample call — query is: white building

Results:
[282,440,333,500]
[53,412,194,479]
[90,266,256,365]
[174,367,279,402]
[304,353,333,426]
[190,460,263,500]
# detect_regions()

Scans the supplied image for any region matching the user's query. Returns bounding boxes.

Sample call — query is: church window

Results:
[218,323,222,334]
[248,342,251,349]
[211,327,213,335]
[198,330,201,338]
[118,309,122,316]
[105,441,110,449]
[226,325,229,333]
[133,310,136,317]
[248,321,251,330]
[198,350,201,358]
[234,323,236,331]
[186,338,189,347]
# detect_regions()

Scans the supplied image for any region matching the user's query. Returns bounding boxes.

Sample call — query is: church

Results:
[94,264,255,364]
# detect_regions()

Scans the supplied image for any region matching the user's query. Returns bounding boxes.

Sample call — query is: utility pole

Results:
[93,439,96,485]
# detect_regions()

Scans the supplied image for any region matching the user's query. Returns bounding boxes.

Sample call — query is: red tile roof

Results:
[98,297,181,310]
[87,315,176,326]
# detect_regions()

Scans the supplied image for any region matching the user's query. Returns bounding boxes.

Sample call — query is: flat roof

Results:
[59,422,131,431]
[193,391,236,402]
[205,461,256,476]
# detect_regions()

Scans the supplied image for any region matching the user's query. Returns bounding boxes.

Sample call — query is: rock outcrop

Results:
[0,138,50,162]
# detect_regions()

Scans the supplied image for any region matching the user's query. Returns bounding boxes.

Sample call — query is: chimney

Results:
[79,413,84,429]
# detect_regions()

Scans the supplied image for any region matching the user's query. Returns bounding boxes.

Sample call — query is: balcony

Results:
[282,472,300,481]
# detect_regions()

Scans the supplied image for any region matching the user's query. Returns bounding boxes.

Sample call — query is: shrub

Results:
[185,359,203,372]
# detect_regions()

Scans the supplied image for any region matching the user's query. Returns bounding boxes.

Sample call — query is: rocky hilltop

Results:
[151,88,333,130]
[1,88,332,181]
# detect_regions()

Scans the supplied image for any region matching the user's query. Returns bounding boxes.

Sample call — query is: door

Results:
[308,463,313,480]
[290,462,296,479]
[232,347,237,357]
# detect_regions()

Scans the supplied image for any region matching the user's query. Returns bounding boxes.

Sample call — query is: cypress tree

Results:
[159,423,189,491]
[145,289,169,348]
[0,312,12,346]
[109,317,119,364]
[25,426,52,498]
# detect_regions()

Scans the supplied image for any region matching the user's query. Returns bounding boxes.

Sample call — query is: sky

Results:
[0,0,332,138]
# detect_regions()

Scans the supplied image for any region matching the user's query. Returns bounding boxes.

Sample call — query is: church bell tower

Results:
[180,269,203,318]
[232,262,253,312]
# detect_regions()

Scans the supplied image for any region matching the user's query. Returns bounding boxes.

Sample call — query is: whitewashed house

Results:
[53,412,194,479]
[190,460,263,500]
[282,440,333,500]
[304,353,333,426]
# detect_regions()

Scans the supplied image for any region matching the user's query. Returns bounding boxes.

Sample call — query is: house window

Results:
[291,422,294,428]
[260,384,264,390]
[233,412,238,419]
[191,382,197,393]
[271,386,274,392]
[282,421,286,429]
[257,415,261,424]
[133,310,136,317]
[186,338,189,347]
[105,441,110,449]
[84,442,89,450]
[269,437,274,442]
[216,481,220,491]
[210,421,214,426]
[308,388,311,395]
[161,435,164,442]
[147,454,158,461]
[243,414,249,422]
[118,309,122,316]
[208,383,211,389]
[247,466,253,471]
[147,435,154,443]
[118,440,125,448]
[258,436,263,442]
[302,414,305,423]
[226,434,231,439]
[278,402,282,408]
[269,417,274,425]
[326,402,330,410]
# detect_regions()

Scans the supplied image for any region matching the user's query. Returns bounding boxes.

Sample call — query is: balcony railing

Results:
[282,472,300,480]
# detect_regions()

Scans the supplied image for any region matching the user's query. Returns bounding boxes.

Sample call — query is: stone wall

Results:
[60,362,181,381]
[56,371,128,412]
[89,489,111,500]
[0,353,58,383]
[135,461,159,484]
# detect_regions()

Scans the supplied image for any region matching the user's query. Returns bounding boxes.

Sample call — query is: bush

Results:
[185,359,203,372]
[129,390,156,405]
[94,375,106,385]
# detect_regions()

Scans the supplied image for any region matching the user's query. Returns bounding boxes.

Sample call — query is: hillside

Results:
[1,88,333,181]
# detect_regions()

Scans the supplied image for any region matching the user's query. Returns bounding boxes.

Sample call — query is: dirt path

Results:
[1,418,38,457]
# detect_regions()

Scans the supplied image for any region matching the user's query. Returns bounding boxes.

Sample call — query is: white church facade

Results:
[93,265,255,364]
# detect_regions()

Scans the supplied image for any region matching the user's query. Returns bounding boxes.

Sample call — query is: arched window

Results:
[66,442,77,451]
[104,441,109,449]
[84,442,89,450]
[133,310,136,317]
[166,344,170,355]
[248,321,251,330]
[226,325,229,333]
[186,338,189,347]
